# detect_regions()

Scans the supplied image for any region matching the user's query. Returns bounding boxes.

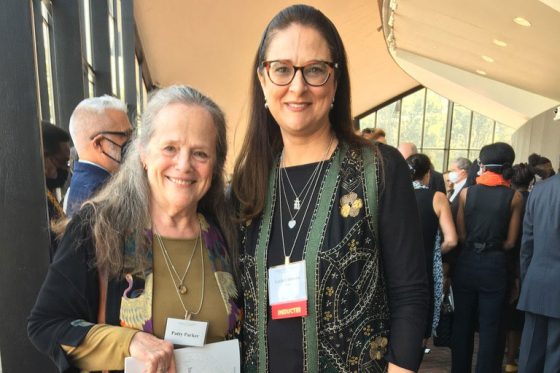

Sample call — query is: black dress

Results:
[414,188,439,338]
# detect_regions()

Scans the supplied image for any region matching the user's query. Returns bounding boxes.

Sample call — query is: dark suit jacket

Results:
[518,174,560,318]
[65,161,111,218]
[429,170,446,194]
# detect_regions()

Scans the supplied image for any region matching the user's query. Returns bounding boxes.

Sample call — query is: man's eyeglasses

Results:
[261,60,338,87]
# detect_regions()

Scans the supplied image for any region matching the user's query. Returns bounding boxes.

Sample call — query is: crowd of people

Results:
[30,4,558,373]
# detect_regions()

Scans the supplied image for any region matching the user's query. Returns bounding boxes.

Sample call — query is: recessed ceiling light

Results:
[481,55,494,63]
[476,69,487,76]
[513,17,531,27]
[493,39,508,47]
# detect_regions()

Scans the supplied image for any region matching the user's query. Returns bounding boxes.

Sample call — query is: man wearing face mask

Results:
[448,157,472,204]
[42,122,71,260]
[64,96,131,218]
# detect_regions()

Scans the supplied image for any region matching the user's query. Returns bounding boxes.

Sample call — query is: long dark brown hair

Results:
[232,4,372,221]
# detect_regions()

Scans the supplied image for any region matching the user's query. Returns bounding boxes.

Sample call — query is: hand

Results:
[129,332,176,373]
[509,278,520,304]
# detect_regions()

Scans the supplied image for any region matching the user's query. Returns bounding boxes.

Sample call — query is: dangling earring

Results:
[330,96,335,110]
[264,98,269,109]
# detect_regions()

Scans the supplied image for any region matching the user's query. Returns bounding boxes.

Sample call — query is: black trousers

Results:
[518,312,560,373]
[451,250,507,373]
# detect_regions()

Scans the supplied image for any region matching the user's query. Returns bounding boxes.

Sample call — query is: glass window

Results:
[450,105,471,149]
[494,122,515,143]
[41,0,56,123]
[87,67,95,98]
[356,88,513,172]
[359,112,375,131]
[470,112,494,150]
[82,0,93,65]
[116,0,125,100]
[399,89,425,145]
[108,0,118,97]
[423,90,448,148]
[376,101,400,146]
[81,0,95,97]
[423,149,445,172]
[468,150,480,161]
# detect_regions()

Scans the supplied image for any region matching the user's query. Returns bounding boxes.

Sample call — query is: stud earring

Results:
[264,99,269,109]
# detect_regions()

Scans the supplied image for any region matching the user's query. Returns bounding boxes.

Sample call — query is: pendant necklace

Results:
[279,158,324,229]
[155,222,205,319]
[279,136,334,229]
[278,136,334,264]
[155,226,199,294]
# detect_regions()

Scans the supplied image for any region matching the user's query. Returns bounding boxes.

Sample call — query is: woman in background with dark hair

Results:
[232,4,428,372]
[528,153,555,182]
[407,154,457,346]
[452,142,524,373]
[502,163,534,372]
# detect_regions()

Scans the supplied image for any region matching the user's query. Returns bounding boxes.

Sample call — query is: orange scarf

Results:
[476,171,510,187]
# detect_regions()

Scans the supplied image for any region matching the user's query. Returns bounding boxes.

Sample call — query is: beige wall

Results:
[511,108,560,169]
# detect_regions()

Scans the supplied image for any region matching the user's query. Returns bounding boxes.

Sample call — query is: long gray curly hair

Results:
[84,85,233,278]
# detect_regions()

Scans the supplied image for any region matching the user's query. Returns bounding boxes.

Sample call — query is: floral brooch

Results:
[340,192,363,218]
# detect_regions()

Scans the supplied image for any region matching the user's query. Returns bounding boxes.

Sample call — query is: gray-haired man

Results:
[64,95,131,217]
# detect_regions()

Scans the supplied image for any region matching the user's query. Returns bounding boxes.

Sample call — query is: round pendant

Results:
[178,285,188,294]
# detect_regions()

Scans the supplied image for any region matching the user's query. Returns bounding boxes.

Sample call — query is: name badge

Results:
[268,260,308,319]
[164,318,208,347]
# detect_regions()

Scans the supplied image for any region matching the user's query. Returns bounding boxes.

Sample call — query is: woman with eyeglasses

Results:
[232,5,428,372]
[452,142,524,373]
[28,86,242,373]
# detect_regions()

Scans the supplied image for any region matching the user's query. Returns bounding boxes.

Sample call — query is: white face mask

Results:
[448,171,460,183]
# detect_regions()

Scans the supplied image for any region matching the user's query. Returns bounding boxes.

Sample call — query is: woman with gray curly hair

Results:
[28,85,241,373]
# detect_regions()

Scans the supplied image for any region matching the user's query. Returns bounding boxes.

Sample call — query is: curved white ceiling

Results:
[381,0,560,129]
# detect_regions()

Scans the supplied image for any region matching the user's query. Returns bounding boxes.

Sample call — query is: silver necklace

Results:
[280,136,334,212]
[278,137,334,264]
[279,156,326,229]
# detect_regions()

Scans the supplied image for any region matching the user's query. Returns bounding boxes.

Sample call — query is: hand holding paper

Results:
[125,339,240,373]
[129,332,176,373]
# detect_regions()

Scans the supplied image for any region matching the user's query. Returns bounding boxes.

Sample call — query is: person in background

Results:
[406,154,457,354]
[398,142,446,193]
[28,86,241,373]
[443,170,454,198]
[65,95,132,217]
[371,128,387,144]
[232,5,428,372]
[502,163,534,373]
[360,127,374,140]
[448,157,471,204]
[528,153,555,182]
[41,121,71,260]
[452,142,523,373]
[517,170,560,372]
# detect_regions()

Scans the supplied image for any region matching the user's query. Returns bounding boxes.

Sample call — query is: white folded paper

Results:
[124,339,240,373]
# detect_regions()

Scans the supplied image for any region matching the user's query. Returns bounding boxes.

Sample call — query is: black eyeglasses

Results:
[261,60,338,87]
[90,129,133,140]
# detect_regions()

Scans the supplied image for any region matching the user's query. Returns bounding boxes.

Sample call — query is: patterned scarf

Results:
[412,181,444,333]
